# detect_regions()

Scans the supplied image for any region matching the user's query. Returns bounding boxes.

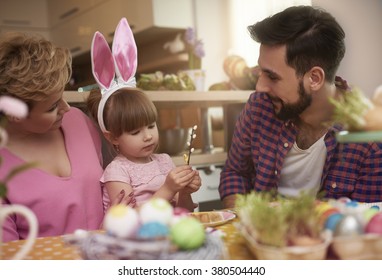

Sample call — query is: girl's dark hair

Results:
[86,88,157,137]
[248,5,345,82]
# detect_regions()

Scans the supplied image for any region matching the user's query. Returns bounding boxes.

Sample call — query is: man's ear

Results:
[307,66,325,91]
[103,131,118,145]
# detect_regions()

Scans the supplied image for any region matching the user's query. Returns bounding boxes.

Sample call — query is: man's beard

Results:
[272,81,312,121]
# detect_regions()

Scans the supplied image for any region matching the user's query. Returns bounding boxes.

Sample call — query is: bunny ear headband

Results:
[91,17,137,133]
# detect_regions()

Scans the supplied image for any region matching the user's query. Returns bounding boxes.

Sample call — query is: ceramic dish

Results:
[335,130,382,143]
[189,211,236,227]
[237,223,332,260]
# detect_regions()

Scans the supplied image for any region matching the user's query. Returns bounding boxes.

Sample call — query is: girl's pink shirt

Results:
[101,153,175,207]
[0,107,104,241]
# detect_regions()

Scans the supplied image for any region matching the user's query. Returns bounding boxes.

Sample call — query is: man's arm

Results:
[222,194,237,209]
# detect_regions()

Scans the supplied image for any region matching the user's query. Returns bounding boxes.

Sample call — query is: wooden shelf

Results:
[137,53,188,73]
[63,91,248,167]
[64,90,252,105]
[171,150,227,166]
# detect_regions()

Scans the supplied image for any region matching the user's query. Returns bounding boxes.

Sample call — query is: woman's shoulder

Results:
[64,107,88,121]
[63,107,99,134]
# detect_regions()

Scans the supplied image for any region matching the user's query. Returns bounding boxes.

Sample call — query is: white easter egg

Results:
[139,198,174,225]
[104,204,139,238]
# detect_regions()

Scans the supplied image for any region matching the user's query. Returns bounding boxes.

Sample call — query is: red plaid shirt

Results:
[219,92,382,203]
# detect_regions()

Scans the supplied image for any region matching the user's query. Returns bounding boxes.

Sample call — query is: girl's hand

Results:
[183,170,202,194]
[164,165,196,193]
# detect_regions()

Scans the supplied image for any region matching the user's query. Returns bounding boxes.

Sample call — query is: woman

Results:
[0,32,128,242]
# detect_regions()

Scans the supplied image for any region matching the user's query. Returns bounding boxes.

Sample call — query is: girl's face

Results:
[114,122,159,163]
[19,90,70,134]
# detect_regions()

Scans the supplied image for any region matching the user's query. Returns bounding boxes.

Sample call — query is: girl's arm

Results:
[105,181,136,207]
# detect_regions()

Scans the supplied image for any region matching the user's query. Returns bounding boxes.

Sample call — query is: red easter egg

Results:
[365,212,382,234]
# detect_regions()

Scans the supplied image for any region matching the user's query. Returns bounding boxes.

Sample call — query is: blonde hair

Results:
[86,88,158,137]
[0,32,72,108]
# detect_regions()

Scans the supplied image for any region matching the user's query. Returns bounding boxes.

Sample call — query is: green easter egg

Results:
[364,208,379,223]
[170,217,205,250]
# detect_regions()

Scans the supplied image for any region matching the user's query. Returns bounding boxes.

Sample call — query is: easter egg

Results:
[370,205,380,211]
[320,207,340,226]
[365,212,382,234]
[315,202,333,216]
[171,207,190,225]
[337,197,352,204]
[345,200,359,208]
[173,207,190,216]
[334,214,363,237]
[137,222,169,239]
[104,204,139,238]
[140,198,174,225]
[363,208,379,224]
[170,217,205,250]
[325,213,344,231]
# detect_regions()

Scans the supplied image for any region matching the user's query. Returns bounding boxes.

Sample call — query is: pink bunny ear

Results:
[112,18,137,83]
[91,31,115,90]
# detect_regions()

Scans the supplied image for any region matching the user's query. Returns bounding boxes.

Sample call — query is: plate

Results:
[336,130,382,143]
[189,211,236,227]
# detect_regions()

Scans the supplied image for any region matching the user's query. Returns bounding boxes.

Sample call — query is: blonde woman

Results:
[0,32,130,241]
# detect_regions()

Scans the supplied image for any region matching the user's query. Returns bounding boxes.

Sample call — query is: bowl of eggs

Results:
[65,198,225,260]
[317,198,382,259]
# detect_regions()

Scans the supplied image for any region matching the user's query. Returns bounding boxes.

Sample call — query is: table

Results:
[1,218,254,260]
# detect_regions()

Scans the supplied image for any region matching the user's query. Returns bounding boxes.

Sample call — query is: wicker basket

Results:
[64,231,225,260]
[236,223,332,260]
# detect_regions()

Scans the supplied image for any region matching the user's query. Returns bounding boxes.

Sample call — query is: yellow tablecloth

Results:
[1,219,254,260]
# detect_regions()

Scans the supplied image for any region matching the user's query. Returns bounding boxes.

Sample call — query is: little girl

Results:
[87,88,201,211]
[86,18,201,211]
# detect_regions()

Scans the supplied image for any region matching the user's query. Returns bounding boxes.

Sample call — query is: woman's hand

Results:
[111,189,137,208]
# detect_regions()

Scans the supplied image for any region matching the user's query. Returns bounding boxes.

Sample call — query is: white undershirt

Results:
[278,134,327,197]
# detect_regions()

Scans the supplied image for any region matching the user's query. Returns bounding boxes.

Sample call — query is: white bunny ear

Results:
[112,18,137,84]
[91,31,115,91]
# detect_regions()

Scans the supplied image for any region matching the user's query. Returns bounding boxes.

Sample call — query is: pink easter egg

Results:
[365,212,382,234]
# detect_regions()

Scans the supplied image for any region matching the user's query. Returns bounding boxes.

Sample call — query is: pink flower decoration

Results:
[0,96,28,118]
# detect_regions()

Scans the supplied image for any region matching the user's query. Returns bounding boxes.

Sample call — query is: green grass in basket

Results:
[236,192,322,248]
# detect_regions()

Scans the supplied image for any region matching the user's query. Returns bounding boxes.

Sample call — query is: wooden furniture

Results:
[0,0,50,38]
[48,0,193,57]
[64,90,252,166]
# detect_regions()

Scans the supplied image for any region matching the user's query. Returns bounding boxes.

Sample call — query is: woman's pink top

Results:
[101,153,175,207]
[0,108,104,242]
